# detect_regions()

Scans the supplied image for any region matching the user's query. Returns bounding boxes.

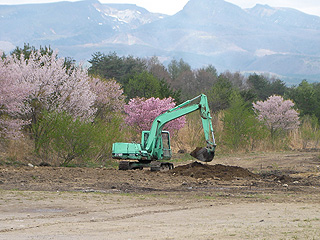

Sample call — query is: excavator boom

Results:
[145,94,215,162]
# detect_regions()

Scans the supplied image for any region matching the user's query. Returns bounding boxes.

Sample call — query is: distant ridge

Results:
[1,0,320,84]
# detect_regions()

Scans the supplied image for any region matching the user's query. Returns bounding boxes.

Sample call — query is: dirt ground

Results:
[1,151,320,239]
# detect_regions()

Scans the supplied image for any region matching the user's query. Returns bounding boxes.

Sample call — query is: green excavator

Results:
[112,94,216,171]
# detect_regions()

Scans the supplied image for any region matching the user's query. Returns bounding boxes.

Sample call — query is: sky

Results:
[0,0,320,17]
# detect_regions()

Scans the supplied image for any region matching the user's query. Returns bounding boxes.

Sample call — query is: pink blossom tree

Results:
[253,95,300,138]
[89,78,125,119]
[18,51,96,121]
[1,49,128,163]
[0,53,33,138]
[124,97,186,133]
[0,50,97,139]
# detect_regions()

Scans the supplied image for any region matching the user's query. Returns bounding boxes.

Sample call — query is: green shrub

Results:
[33,111,126,166]
[221,93,267,152]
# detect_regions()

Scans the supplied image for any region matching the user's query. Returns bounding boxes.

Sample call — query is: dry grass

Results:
[1,113,319,164]
[0,138,35,165]
[171,113,205,152]
[172,112,319,155]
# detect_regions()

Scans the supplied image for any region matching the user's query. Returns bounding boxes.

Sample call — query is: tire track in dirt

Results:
[0,210,90,222]
[0,205,200,233]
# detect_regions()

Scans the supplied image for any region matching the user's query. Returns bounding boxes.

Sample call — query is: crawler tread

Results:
[119,161,130,170]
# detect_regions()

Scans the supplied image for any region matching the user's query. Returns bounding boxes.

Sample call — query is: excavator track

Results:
[118,161,148,170]
[119,161,131,170]
[150,161,174,172]
[119,161,173,171]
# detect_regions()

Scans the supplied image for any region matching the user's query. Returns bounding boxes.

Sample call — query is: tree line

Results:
[1,44,319,167]
[88,51,320,122]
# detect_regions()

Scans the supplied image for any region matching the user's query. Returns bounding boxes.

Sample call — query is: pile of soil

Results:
[171,161,258,181]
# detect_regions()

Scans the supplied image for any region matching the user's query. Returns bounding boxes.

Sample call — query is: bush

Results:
[221,94,267,152]
[33,111,125,166]
[48,112,98,166]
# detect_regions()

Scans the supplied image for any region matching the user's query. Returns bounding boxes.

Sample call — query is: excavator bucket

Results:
[190,147,215,162]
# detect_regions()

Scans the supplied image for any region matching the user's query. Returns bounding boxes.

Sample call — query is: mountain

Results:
[0,0,320,84]
[247,4,320,30]
[0,0,165,45]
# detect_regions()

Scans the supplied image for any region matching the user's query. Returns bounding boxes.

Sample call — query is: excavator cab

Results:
[161,132,171,159]
[141,131,172,160]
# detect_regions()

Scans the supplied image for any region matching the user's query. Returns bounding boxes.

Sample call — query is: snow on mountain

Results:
[92,2,165,28]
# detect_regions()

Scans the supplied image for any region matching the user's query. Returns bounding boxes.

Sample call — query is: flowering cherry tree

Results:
[0,50,97,138]
[253,95,300,137]
[20,52,96,121]
[0,55,32,138]
[89,78,125,119]
[124,97,186,132]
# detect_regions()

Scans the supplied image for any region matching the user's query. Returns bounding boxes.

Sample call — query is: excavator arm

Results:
[145,94,216,162]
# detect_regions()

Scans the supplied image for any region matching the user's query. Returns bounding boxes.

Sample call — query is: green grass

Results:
[0,157,26,166]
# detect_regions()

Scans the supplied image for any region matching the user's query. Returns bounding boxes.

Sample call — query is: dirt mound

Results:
[171,162,258,181]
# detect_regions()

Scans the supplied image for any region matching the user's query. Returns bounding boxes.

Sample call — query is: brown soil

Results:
[1,151,320,194]
[171,161,258,180]
[1,151,320,239]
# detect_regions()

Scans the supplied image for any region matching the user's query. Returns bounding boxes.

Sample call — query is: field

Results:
[1,151,320,239]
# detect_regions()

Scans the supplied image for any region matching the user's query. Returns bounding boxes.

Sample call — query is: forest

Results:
[1,44,320,167]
